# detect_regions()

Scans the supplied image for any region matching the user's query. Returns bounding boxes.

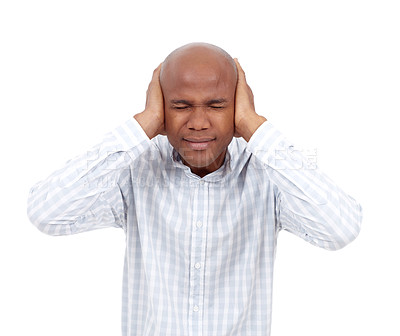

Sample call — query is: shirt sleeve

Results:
[246,120,362,251]
[27,117,152,236]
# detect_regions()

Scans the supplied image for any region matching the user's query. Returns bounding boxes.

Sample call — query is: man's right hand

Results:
[134,63,165,139]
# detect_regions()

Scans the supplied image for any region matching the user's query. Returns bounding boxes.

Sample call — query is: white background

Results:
[1,0,399,335]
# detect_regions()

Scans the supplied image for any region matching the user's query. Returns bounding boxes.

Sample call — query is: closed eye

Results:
[171,105,225,110]
[173,106,189,110]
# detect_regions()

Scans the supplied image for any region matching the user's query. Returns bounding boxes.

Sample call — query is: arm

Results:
[27,64,165,235]
[247,121,362,250]
[234,59,362,250]
[27,117,152,235]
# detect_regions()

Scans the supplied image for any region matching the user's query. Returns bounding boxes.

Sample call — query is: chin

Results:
[182,157,212,169]
[182,148,226,172]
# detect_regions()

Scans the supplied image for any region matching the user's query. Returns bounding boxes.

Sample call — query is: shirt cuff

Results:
[112,117,153,151]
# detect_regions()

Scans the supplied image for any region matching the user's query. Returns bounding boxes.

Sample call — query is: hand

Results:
[134,63,166,139]
[234,59,267,142]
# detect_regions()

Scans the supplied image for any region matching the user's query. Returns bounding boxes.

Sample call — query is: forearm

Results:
[134,111,163,140]
[27,118,151,235]
[247,121,362,250]
[237,113,267,142]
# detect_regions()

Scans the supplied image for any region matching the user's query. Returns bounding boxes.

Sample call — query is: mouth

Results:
[183,138,215,151]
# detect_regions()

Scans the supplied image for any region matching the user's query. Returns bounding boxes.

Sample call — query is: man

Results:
[27,42,362,336]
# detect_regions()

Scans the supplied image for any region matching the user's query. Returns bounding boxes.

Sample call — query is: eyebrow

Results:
[170,98,228,105]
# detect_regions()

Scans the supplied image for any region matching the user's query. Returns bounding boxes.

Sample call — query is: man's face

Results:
[161,51,237,177]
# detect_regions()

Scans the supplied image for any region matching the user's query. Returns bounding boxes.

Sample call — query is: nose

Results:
[187,107,211,130]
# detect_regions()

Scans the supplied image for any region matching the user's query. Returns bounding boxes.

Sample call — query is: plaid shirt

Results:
[28,118,362,335]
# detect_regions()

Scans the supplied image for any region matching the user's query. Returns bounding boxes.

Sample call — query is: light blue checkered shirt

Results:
[27,118,362,335]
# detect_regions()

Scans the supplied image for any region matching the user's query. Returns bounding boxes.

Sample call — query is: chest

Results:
[130,170,278,256]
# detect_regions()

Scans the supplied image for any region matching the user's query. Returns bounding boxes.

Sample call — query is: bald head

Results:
[160,42,237,93]
[160,43,238,177]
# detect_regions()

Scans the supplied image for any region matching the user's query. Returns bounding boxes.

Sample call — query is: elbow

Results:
[27,202,57,236]
[325,225,361,251]
[27,209,74,236]
[324,203,363,251]
[27,192,46,234]
[27,189,73,236]
[27,189,48,235]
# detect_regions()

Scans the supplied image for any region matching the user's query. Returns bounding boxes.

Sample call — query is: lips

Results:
[183,137,215,150]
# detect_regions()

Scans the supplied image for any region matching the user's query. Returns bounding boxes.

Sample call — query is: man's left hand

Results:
[233,58,267,142]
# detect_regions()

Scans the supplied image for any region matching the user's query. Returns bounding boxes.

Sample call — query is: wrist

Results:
[237,112,267,142]
[134,110,162,139]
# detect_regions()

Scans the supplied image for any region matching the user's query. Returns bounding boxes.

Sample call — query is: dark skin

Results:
[134,43,266,177]
[160,45,237,177]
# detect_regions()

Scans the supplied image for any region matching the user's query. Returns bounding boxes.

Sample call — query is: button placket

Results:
[188,179,208,336]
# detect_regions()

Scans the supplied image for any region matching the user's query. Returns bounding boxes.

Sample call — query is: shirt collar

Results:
[169,143,232,182]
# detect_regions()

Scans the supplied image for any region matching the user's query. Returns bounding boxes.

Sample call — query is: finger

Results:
[151,62,163,81]
[147,63,163,98]
[234,58,246,82]
[147,63,162,93]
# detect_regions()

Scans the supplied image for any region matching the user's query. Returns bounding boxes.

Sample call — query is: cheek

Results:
[218,111,235,133]
[164,111,179,131]
[164,111,187,142]
[211,115,234,147]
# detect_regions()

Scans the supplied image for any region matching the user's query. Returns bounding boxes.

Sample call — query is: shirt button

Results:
[199,180,205,185]
[193,305,199,312]
[196,220,203,228]
[195,262,201,269]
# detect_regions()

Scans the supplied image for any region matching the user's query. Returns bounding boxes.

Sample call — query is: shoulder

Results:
[228,136,268,172]
[151,134,171,154]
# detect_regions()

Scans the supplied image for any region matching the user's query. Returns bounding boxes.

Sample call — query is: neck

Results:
[183,149,227,178]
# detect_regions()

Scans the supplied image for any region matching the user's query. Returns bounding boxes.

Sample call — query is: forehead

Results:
[169,66,232,98]
[161,50,236,100]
